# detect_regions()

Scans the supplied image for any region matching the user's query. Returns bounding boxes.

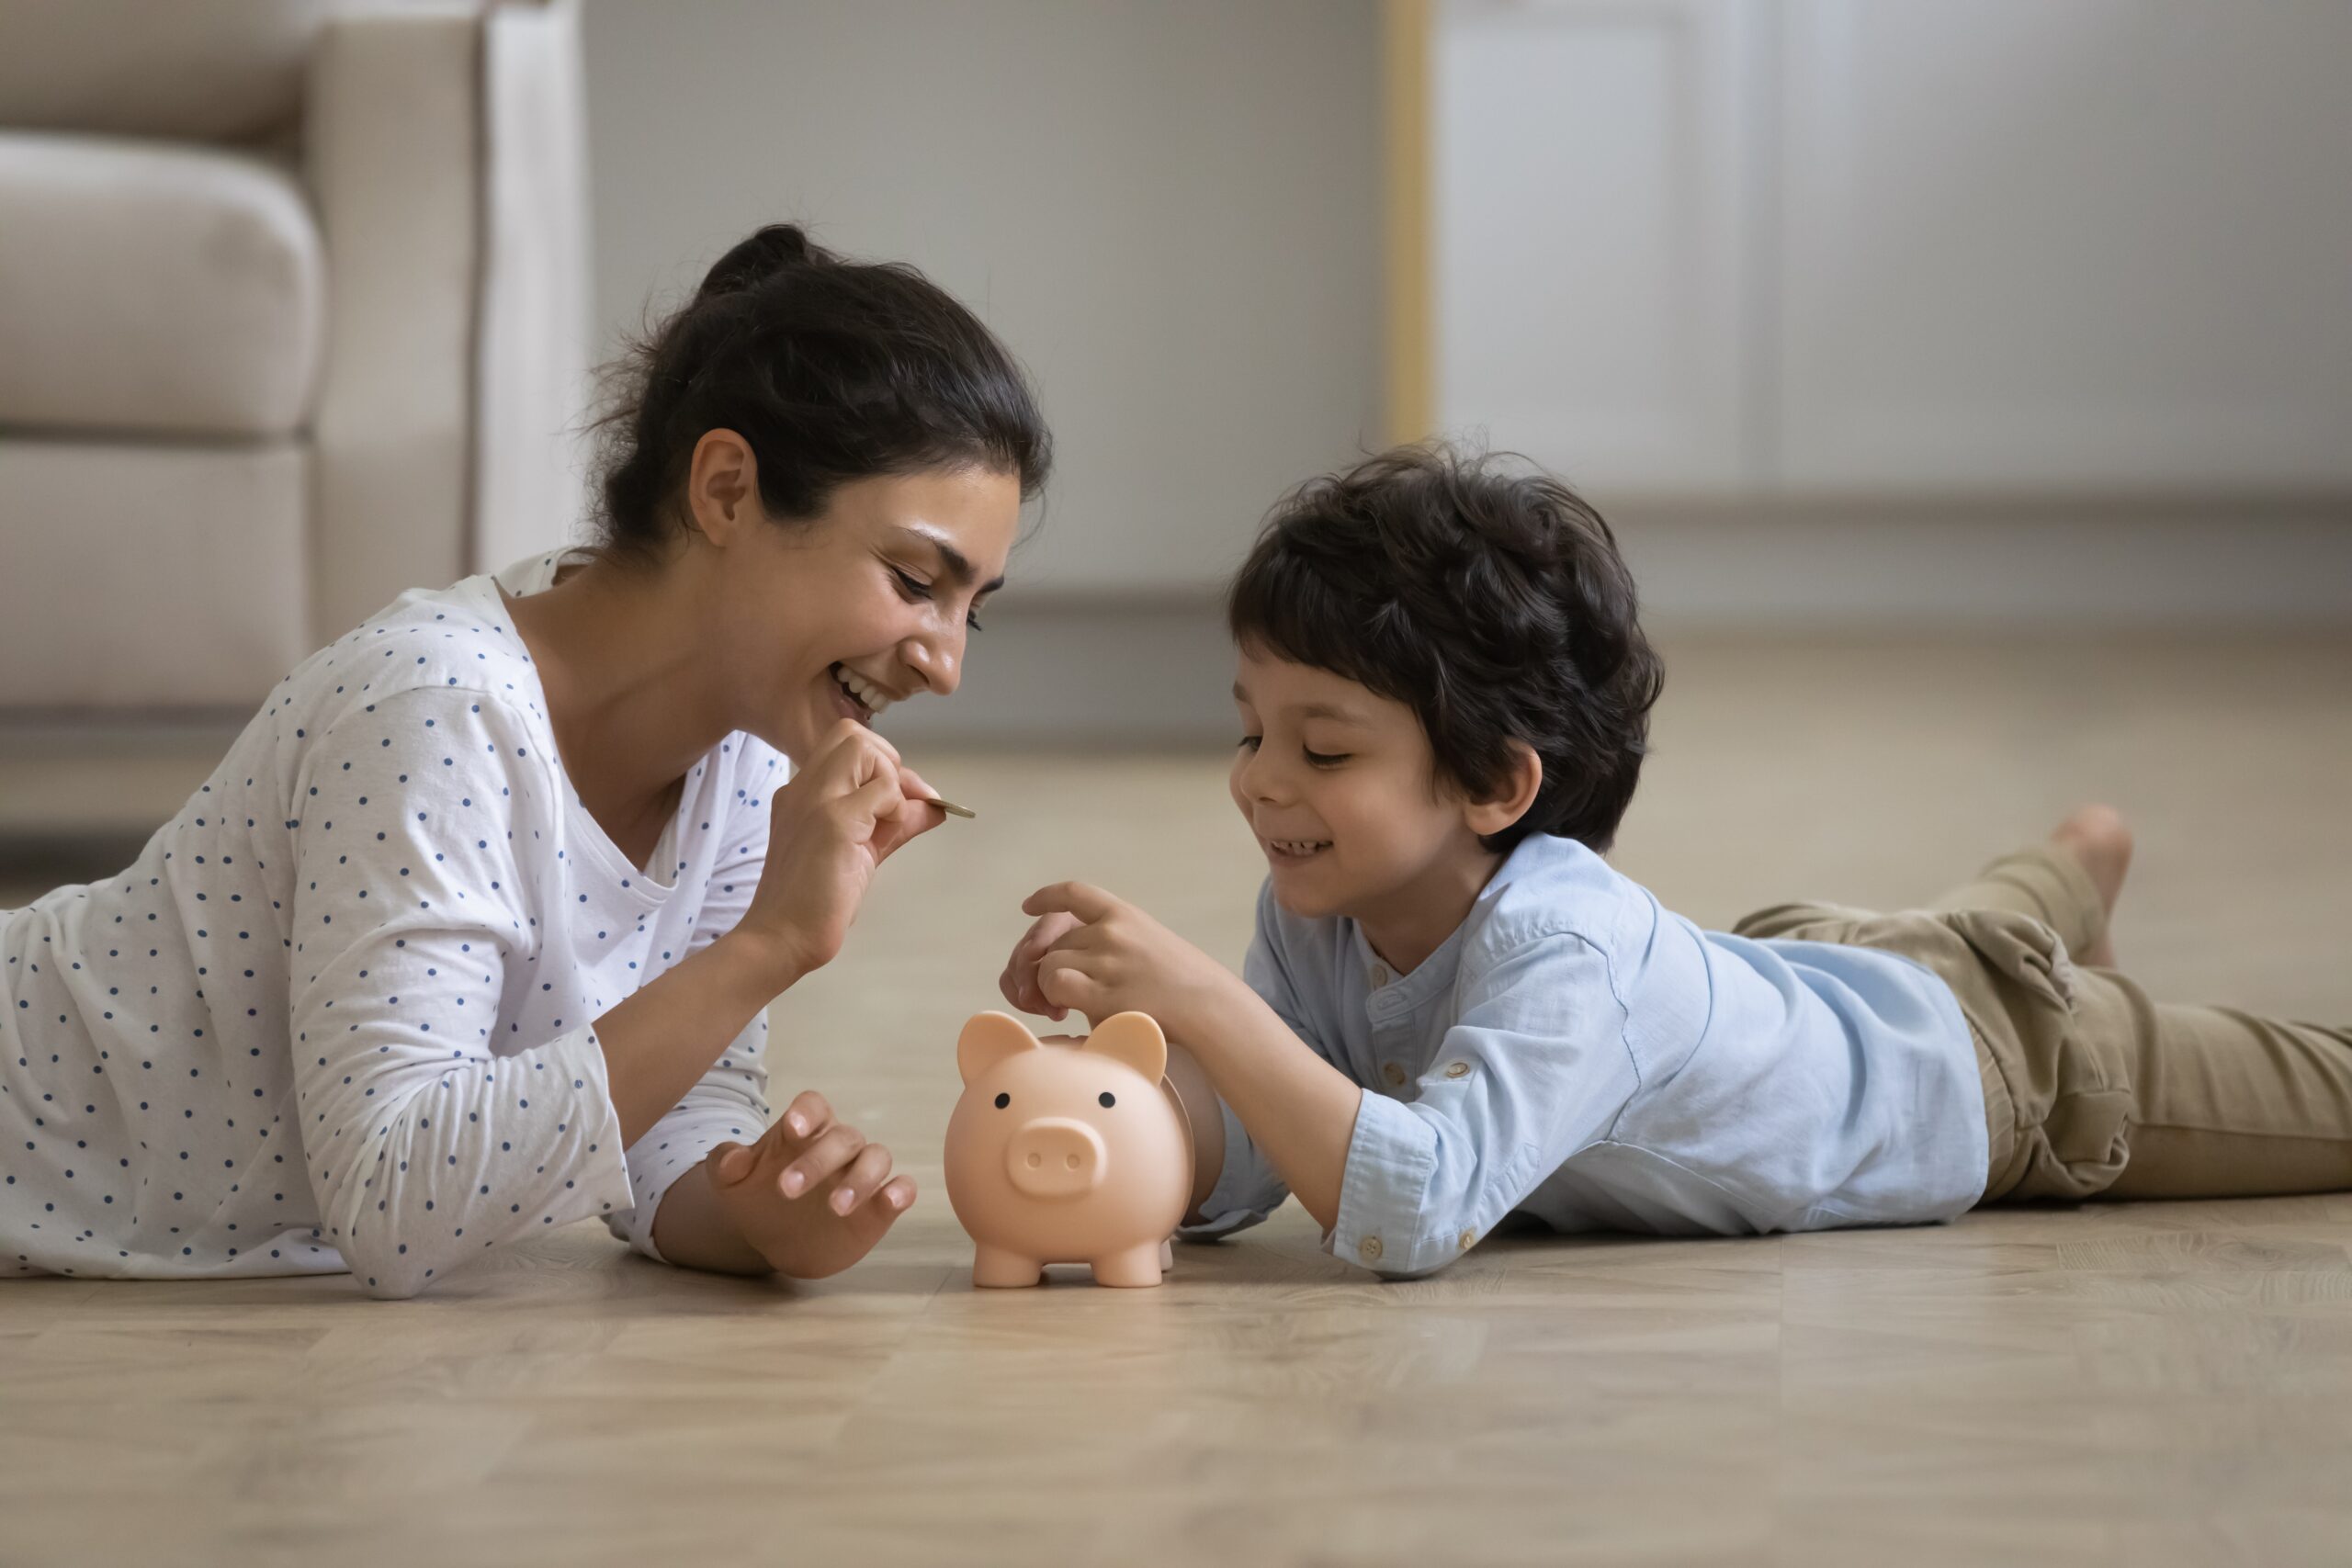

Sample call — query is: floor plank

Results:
[5,634,2349,1566]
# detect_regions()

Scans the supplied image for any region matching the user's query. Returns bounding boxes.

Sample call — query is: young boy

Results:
[1001,445,2352,1277]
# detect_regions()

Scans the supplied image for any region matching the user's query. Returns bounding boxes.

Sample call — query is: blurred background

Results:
[3,0,2350,968]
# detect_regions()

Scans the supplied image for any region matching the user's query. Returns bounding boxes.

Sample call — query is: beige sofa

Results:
[0,0,592,718]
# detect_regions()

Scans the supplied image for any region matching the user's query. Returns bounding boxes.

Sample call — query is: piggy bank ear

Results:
[1082,1011,1167,1084]
[957,1010,1041,1085]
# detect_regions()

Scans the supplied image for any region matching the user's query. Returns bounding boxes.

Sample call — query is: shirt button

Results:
[1442,1060,1471,1079]
[1369,964,1388,988]
[1458,1228,1477,1251]
[1380,1062,1408,1088]
[1358,1235,1384,1263]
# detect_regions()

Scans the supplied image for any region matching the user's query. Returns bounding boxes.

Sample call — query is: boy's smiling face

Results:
[1228,645,1512,936]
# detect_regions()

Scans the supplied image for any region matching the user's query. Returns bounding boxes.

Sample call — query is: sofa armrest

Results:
[306,6,480,642]
[474,0,594,574]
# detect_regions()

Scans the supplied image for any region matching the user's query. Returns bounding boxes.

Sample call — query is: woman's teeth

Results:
[831,664,895,717]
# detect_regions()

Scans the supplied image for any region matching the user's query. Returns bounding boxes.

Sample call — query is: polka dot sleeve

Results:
[288,688,632,1298]
[607,742,780,1261]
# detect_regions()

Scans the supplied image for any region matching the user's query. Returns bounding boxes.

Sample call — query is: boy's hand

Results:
[1001,910,1082,1020]
[1018,882,1248,1039]
[706,1090,916,1280]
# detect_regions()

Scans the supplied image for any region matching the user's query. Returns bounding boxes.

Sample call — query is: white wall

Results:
[580,0,1385,598]
[577,2,2352,744]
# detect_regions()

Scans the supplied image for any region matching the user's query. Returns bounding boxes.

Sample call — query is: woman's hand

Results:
[705,1090,917,1280]
[737,718,945,986]
[1017,881,1252,1040]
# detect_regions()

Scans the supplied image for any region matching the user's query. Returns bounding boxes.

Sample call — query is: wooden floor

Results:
[5,633,2351,1567]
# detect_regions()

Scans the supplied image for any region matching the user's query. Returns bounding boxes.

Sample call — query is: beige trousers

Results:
[1734,846,2352,1204]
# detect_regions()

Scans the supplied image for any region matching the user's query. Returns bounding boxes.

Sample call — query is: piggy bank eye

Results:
[993,1092,1010,1110]
[1098,1091,1116,1108]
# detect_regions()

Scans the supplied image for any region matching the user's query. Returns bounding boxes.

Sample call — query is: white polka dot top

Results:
[1,551,784,1297]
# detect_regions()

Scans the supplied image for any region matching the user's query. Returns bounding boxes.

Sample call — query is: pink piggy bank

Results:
[944,1010,1193,1288]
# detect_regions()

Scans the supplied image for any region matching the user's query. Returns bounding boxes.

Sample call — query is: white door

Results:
[1431,0,1764,494]
[1777,0,2352,492]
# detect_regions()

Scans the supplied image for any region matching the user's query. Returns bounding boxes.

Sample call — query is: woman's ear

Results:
[684,428,762,545]
[1462,740,1543,840]
[957,1010,1041,1084]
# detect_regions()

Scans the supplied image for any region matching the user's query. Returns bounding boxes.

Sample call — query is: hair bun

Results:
[695,223,836,302]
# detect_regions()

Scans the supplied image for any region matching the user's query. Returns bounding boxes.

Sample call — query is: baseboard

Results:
[6,505,2346,761]
[1610,496,2352,632]
[892,501,2352,742]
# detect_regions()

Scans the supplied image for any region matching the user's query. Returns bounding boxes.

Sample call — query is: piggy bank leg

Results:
[972,1245,1045,1288]
[1159,1238,1174,1272]
[1091,1241,1166,1289]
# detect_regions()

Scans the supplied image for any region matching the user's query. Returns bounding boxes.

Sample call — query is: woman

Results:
[1,225,1050,1297]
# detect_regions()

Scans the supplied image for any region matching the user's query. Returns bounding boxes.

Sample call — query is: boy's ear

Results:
[957,1010,1042,1084]
[1082,1011,1168,1084]
[1463,740,1544,840]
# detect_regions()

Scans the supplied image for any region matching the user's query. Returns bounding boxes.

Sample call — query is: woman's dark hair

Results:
[1227,444,1665,854]
[592,224,1051,562]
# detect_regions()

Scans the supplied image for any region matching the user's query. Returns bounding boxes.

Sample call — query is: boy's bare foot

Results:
[2050,804,2132,967]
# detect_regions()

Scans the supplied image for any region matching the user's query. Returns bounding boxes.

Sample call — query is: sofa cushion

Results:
[0,0,342,143]
[0,439,311,710]
[0,132,324,438]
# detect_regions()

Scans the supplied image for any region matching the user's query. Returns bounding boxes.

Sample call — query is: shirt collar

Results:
[1345,835,1570,1015]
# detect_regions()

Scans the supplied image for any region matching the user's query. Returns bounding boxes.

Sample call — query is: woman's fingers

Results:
[895,761,939,804]
[781,1089,834,1140]
[779,1122,865,1199]
[826,1141,899,1216]
[798,719,905,805]
[834,770,908,843]
[870,795,947,865]
[709,1141,756,1187]
[877,1174,917,1216]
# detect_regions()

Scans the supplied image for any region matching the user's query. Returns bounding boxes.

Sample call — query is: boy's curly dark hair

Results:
[1227,445,1665,853]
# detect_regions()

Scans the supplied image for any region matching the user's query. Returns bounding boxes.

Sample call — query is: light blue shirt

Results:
[1184,834,1988,1276]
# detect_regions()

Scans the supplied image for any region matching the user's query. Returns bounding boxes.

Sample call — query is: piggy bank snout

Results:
[1005,1116,1107,1199]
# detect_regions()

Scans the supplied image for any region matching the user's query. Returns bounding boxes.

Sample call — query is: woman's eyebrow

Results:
[895,525,1005,594]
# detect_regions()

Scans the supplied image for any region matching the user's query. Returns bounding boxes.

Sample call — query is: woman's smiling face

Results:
[691,443,1022,763]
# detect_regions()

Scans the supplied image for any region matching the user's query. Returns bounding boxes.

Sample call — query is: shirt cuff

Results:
[607,1102,766,1262]
[1329,1090,1440,1275]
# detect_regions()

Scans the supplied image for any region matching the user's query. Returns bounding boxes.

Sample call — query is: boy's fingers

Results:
[1022,882,1117,922]
[779,1123,865,1199]
[781,1089,834,1141]
[1020,968,1069,1021]
[1021,911,1085,960]
[1037,953,1107,1016]
[827,1142,899,1216]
